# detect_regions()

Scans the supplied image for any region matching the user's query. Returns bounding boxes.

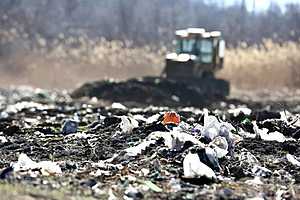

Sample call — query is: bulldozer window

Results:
[199,39,213,63]
[200,39,213,53]
[180,39,196,54]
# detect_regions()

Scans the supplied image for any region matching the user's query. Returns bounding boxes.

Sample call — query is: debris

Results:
[203,147,221,171]
[168,178,181,192]
[245,176,264,185]
[5,101,51,114]
[124,186,143,200]
[210,136,228,158]
[162,111,180,126]
[12,153,62,176]
[260,131,286,143]
[253,122,286,142]
[133,114,147,122]
[146,114,160,124]
[0,166,13,179]
[61,119,78,134]
[239,150,260,167]
[202,114,235,142]
[125,140,156,157]
[143,180,163,192]
[149,130,205,150]
[183,152,216,180]
[140,168,150,176]
[1,86,300,198]
[118,116,139,133]
[228,107,252,117]
[202,115,220,141]
[111,102,127,110]
[286,154,300,167]
[0,135,8,143]
[252,165,272,177]
[92,169,112,176]
[0,111,9,119]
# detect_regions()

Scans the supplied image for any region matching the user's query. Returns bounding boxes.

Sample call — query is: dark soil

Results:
[1,82,300,200]
[71,77,230,107]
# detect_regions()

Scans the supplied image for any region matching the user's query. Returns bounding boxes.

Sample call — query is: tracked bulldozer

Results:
[162,28,229,97]
[72,28,229,106]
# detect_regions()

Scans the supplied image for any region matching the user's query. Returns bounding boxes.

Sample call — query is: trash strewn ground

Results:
[1,86,300,199]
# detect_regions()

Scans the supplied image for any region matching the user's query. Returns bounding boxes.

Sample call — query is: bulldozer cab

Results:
[164,28,225,79]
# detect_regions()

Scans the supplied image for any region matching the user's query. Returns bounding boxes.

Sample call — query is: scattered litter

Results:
[286,154,300,167]
[0,111,9,119]
[0,135,8,143]
[140,168,150,176]
[210,136,228,158]
[124,186,143,200]
[125,140,156,157]
[261,131,286,143]
[143,180,163,192]
[168,178,181,192]
[61,119,78,134]
[252,165,272,177]
[146,114,161,124]
[202,114,235,142]
[149,130,205,150]
[91,169,112,176]
[183,152,216,180]
[162,111,180,126]
[171,95,180,102]
[1,86,300,198]
[204,147,221,171]
[111,102,127,110]
[5,101,51,114]
[118,116,139,133]
[245,177,264,185]
[239,150,260,167]
[132,114,147,122]
[253,122,286,142]
[228,107,252,117]
[12,153,62,176]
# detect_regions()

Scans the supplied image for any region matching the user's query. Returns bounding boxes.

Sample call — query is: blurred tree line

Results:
[0,0,299,46]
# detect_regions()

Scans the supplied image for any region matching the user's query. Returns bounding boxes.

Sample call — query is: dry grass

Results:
[0,28,300,91]
[0,30,165,89]
[218,39,300,90]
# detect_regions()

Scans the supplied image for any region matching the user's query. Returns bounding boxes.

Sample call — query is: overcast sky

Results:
[224,0,300,11]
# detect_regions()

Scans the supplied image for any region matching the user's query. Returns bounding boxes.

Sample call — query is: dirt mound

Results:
[71,77,230,107]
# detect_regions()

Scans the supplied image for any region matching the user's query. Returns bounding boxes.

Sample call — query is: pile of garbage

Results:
[0,88,300,199]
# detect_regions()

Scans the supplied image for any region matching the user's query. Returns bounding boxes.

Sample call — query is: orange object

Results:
[162,111,180,125]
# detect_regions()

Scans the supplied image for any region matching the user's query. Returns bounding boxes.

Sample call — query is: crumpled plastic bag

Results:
[209,136,228,158]
[125,140,157,157]
[0,136,8,143]
[111,102,127,110]
[124,130,205,156]
[12,153,62,176]
[253,122,286,142]
[252,165,272,177]
[61,119,78,134]
[286,154,300,167]
[149,130,205,150]
[183,152,216,180]
[202,114,236,142]
[118,116,139,133]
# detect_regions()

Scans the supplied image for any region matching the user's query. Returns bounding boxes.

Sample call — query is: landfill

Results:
[1,86,300,199]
